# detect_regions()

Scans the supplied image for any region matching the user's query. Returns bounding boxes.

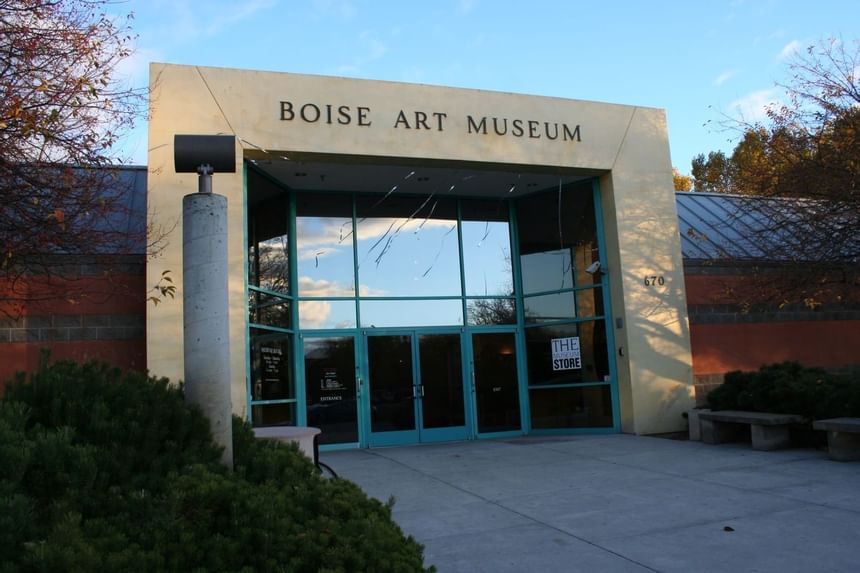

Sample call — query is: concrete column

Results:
[183,192,233,467]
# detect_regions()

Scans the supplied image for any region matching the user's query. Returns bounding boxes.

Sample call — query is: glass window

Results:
[251,403,297,427]
[296,194,355,297]
[299,300,356,329]
[524,321,610,386]
[523,292,575,323]
[249,328,294,401]
[360,299,463,328]
[529,385,613,429]
[517,183,600,294]
[461,199,513,297]
[248,195,289,293]
[249,290,291,329]
[575,287,604,319]
[466,298,517,326]
[522,288,605,323]
[356,195,460,297]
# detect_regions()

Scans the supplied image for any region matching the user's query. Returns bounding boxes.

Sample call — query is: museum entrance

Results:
[246,157,620,448]
[365,330,468,446]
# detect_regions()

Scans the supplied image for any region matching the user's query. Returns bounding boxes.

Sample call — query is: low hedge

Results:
[0,360,433,572]
[706,362,860,420]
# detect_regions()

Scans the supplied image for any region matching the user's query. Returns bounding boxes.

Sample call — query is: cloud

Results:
[298,300,332,328]
[730,88,781,122]
[298,276,385,298]
[334,30,387,76]
[778,40,802,60]
[146,0,277,42]
[311,0,357,20]
[713,70,736,87]
[458,0,479,14]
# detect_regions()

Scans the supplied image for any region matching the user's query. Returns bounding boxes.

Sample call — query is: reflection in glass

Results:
[524,321,609,386]
[299,300,356,329]
[304,336,358,444]
[248,195,289,293]
[523,291,575,323]
[530,385,613,428]
[360,299,463,328]
[419,334,465,428]
[249,290,291,329]
[467,298,517,326]
[368,335,415,432]
[461,199,513,297]
[517,183,599,294]
[250,329,293,401]
[296,194,355,296]
[473,332,520,433]
[251,403,296,427]
[521,249,573,293]
[356,195,460,297]
[575,287,604,319]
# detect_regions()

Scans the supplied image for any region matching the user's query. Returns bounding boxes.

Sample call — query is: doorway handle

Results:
[419,385,424,398]
[356,376,362,398]
[471,370,476,392]
[412,385,419,399]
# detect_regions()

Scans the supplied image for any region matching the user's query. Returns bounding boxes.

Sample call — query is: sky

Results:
[114,0,860,175]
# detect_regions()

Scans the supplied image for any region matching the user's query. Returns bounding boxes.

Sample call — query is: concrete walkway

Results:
[322,435,860,572]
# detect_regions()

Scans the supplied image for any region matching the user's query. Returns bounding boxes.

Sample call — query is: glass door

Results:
[471,331,521,434]
[303,335,361,446]
[417,333,468,442]
[366,334,418,446]
[366,331,468,446]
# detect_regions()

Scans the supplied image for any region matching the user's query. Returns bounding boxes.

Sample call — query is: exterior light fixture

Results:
[174,133,237,468]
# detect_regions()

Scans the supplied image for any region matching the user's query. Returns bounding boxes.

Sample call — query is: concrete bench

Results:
[698,410,805,451]
[813,418,860,462]
[253,426,322,464]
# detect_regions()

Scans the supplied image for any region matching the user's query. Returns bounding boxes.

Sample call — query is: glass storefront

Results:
[245,164,617,445]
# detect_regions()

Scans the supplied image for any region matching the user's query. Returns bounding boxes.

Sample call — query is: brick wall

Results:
[684,265,860,404]
[0,256,147,384]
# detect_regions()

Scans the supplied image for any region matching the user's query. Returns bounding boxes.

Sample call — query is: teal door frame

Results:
[363,327,470,447]
[466,327,527,439]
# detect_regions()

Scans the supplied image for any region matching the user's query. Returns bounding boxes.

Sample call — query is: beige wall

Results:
[147,62,693,431]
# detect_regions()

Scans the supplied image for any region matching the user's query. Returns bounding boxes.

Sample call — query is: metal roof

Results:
[675,191,856,264]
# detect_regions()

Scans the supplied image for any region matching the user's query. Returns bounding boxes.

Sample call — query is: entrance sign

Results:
[551,337,582,371]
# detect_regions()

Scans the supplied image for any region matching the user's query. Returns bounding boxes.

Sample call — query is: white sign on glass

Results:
[551,336,581,371]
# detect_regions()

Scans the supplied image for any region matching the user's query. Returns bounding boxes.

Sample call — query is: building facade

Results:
[146,63,694,447]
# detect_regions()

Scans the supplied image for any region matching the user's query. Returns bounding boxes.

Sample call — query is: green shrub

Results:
[0,360,433,572]
[706,362,860,420]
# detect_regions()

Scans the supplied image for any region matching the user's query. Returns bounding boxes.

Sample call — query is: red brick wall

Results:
[1,262,146,385]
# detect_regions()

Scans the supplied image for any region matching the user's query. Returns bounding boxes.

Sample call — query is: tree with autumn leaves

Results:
[687,38,859,308]
[0,0,157,317]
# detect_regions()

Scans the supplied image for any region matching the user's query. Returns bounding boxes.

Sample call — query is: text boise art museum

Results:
[279,101,582,142]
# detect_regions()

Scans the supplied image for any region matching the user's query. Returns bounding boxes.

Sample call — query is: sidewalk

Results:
[322,435,860,572]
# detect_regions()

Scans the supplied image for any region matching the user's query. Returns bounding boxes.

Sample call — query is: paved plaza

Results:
[322,435,860,572]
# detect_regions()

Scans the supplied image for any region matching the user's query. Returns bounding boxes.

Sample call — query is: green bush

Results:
[706,362,860,420]
[1,360,433,572]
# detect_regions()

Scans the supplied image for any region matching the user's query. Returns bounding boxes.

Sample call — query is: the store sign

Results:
[551,336,581,371]
[279,101,581,143]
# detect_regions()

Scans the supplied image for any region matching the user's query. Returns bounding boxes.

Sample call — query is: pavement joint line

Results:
[366,448,663,573]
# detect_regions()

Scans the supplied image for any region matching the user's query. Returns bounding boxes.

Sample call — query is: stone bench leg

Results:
[700,419,735,444]
[826,431,860,462]
[750,424,791,451]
